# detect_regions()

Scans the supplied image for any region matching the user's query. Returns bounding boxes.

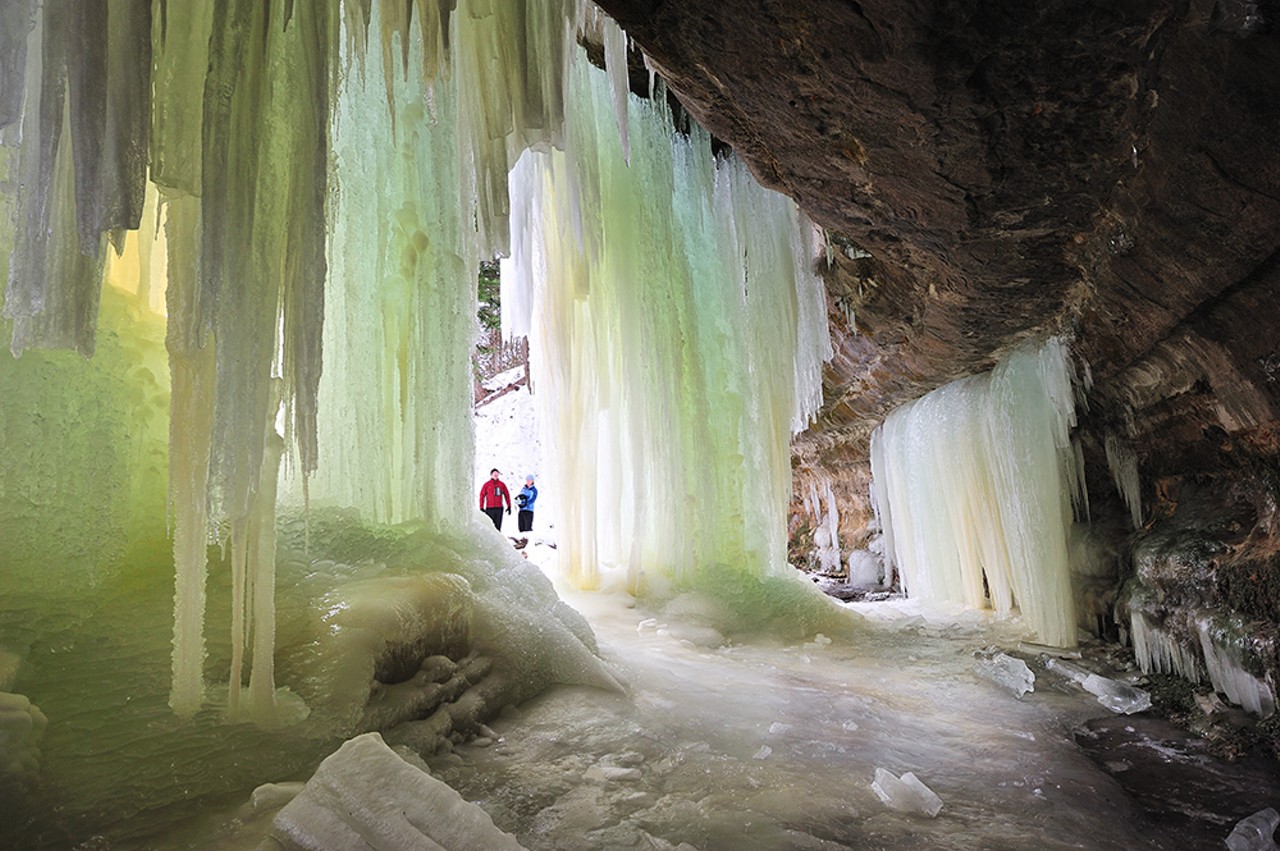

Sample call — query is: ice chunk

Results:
[1081,674,1152,715]
[585,763,642,782]
[272,732,527,850]
[871,767,944,817]
[974,653,1035,699]
[1225,807,1279,851]
[1043,656,1090,684]
[0,691,47,778]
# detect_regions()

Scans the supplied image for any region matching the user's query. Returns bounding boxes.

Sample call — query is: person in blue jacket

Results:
[516,474,538,533]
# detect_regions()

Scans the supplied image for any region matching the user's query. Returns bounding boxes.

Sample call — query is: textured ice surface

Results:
[272,733,527,850]
[1225,807,1280,851]
[870,338,1086,647]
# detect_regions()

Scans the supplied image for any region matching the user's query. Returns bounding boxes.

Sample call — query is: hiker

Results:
[516,474,538,533]
[479,468,511,530]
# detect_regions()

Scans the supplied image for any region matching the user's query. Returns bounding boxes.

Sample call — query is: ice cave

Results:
[2,1,1280,849]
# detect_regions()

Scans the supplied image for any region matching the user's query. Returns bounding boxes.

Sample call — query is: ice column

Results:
[157,1,333,720]
[870,338,1087,647]
[292,0,590,527]
[505,59,829,589]
[297,9,474,527]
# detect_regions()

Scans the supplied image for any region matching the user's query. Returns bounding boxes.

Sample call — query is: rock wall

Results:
[596,0,1280,694]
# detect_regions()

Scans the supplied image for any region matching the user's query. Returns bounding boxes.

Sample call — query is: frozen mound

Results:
[272,732,527,850]
[0,692,47,778]
[281,520,619,752]
[300,573,476,731]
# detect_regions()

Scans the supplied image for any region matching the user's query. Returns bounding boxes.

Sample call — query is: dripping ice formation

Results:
[1,0,595,729]
[502,59,831,590]
[1,0,832,779]
[870,338,1088,648]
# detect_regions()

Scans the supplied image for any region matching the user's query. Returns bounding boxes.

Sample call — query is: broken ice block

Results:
[1224,806,1279,851]
[1081,674,1152,715]
[1043,656,1090,685]
[871,767,944,817]
[974,653,1035,699]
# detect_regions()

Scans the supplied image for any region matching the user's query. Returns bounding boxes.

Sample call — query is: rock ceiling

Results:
[595,0,1280,478]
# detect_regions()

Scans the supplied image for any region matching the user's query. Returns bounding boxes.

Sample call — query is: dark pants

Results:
[484,507,504,530]
[518,510,534,532]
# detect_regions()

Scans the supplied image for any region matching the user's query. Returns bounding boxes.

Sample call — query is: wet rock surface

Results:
[1075,714,1280,849]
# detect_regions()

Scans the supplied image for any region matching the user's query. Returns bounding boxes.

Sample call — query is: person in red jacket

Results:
[479,468,512,530]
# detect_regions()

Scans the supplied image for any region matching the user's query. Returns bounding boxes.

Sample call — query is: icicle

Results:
[289,0,476,529]
[1198,619,1276,718]
[150,0,214,194]
[1105,432,1143,528]
[0,0,36,131]
[65,0,151,255]
[602,14,629,163]
[5,2,102,357]
[165,193,212,719]
[505,53,829,589]
[869,337,1084,647]
[1130,610,1202,683]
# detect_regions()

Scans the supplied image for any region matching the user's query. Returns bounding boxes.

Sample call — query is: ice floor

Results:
[418,558,1258,851]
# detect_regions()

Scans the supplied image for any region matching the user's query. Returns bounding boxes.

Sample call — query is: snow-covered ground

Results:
[474,366,559,559]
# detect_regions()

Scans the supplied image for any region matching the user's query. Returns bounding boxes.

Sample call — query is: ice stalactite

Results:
[299,6,475,528]
[4,4,104,357]
[806,478,842,574]
[4,0,152,354]
[870,338,1087,648]
[1198,619,1276,718]
[1105,432,1143,528]
[0,0,36,131]
[148,0,214,195]
[1130,610,1203,683]
[504,59,830,590]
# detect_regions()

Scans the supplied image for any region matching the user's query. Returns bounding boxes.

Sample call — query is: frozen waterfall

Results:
[870,338,1089,648]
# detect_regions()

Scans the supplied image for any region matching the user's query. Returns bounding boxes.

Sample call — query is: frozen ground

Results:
[10,377,1266,850]
[425,578,1242,851]
[450,380,1260,849]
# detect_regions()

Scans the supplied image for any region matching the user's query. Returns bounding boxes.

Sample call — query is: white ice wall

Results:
[503,61,830,590]
[870,338,1086,647]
